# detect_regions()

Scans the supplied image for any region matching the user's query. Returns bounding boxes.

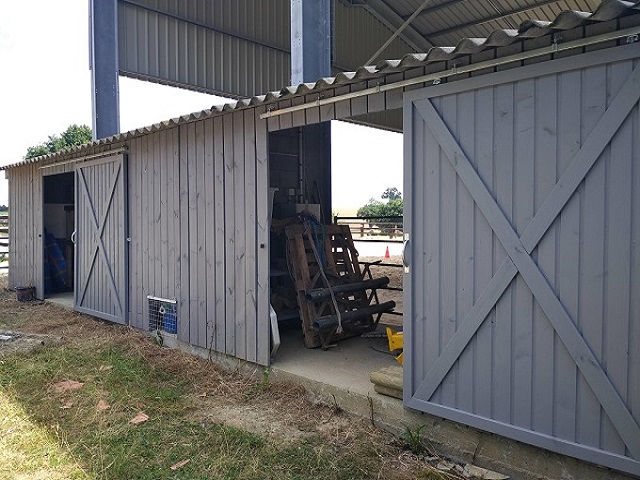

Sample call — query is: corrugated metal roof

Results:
[4,0,639,170]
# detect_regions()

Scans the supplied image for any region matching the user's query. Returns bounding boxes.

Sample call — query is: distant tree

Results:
[357,188,403,237]
[25,124,92,159]
[381,187,401,201]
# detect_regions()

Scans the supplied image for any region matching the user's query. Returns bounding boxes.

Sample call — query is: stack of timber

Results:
[369,365,403,399]
[284,221,395,348]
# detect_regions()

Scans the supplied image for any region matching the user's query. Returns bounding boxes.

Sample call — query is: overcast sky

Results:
[0,1,402,210]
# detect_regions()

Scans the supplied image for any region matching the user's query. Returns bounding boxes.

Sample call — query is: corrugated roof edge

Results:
[3,0,639,171]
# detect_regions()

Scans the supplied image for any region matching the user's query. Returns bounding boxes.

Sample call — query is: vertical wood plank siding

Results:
[6,165,41,295]
[125,114,268,365]
[405,53,640,475]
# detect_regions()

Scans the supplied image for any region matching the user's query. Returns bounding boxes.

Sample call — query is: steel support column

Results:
[291,0,332,219]
[90,0,120,140]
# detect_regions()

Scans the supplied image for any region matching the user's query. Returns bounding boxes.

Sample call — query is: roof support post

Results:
[291,0,333,220]
[290,0,332,85]
[90,0,120,140]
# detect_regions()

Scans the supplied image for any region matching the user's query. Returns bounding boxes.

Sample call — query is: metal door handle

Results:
[402,237,410,271]
[71,230,77,244]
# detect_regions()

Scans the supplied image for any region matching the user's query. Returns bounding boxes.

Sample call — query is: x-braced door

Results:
[403,51,640,476]
[75,154,128,324]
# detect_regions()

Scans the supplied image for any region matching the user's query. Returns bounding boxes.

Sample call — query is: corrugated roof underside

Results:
[334,1,415,70]
[5,0,639,170]
[118,0,292,98]
[384,0,603,46]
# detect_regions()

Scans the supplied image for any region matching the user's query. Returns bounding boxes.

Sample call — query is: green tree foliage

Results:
[357,188,403,236]
[25,124,92,159]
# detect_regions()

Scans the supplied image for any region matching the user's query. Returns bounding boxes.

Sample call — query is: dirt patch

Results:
[0,331,63,356]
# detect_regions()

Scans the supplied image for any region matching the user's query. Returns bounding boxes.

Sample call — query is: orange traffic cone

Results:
[385,246,390,259]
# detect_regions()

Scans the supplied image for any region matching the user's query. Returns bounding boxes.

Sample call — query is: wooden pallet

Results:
[285,222,395,348]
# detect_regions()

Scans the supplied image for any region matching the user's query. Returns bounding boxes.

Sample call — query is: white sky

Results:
[0,1,402,210]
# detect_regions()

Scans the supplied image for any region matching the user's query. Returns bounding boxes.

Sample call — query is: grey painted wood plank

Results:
[291,97,306,128]
[438,95,459,407]
[629,98,640,446]
[422,98,441,402]
[402,98,414,403]
[255,107,269,366]
[187,122,199,346]
[134,139,145,326]
[367,80,385,114]
[334,86,351,119]
[34,165,43,298]
[204,118,216,352]
[492,81,514,423]
[233,111,247,360]
[178,125,191,342]
[304,95,320,125]
[577,64,607,450]
[244,109,257,364]
[414,96,640,459]
[213,116,226,355]
[171,128,180,304]
[473,86,495,419]
[455,90,476,413]
[349,82,368,118]
[531,73,557,437]
[141,135,151,330]
[512,78,535,430]
[413,101,428,388]
[152,133,161,298]
[554,71,581,443]
[319,92,335,122]
[601,60,634,455]
[279,99,293,131]
[196,120,207,349]
[223,113,236,357]
[160,130,170,301]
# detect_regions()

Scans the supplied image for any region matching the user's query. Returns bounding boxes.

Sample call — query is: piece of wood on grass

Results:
[51,380,84,393]
[170,459,191,471]
[129,412,149,425]
[98,365,113,372]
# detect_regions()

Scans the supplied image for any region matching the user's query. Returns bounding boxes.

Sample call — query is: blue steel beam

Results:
[90,0,120,140]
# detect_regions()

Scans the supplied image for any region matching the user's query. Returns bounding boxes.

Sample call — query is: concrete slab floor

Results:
[45,292,74,309]
[271,320,400,397]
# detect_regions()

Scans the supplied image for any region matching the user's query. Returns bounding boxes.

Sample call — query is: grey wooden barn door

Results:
[403,50,640,476]
[75,154,128,325]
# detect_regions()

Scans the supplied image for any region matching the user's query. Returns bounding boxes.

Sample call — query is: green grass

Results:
[0,342,437,479]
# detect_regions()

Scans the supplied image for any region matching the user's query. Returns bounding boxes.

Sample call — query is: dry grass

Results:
[0,277,460,480]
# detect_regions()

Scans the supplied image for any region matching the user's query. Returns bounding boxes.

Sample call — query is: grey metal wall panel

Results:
[404,49,640,476]
[118,0,291,98]
[126,112,269,365]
